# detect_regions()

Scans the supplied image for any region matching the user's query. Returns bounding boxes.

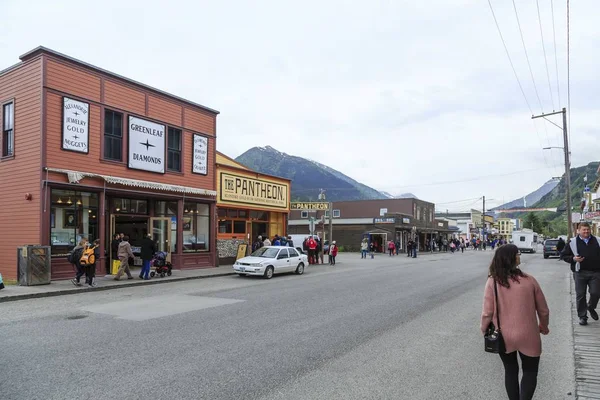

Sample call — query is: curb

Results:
[0,271,236,303]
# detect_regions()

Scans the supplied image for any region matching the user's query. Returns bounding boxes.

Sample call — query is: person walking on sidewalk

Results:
[360,239,368,259]
[140,234,156,280]
[388,240,395,256]
[556,237,566,260]
[369,241,375,259]
[481,244,550,400]
[329,241,338,265]
[70,238,88,287]
[561,222,600,326]
[85,239,100,287]
[115,235,135,281]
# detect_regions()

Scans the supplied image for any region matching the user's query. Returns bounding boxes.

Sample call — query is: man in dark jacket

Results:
[140,234,157,280]
[556,237,566,259]
[561,222,600,325]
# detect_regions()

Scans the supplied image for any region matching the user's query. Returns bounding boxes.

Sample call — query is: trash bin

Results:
[17,245,51,286]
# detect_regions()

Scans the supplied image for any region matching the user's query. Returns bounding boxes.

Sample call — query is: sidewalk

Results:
[571,278,600,399]
[0,265,235,303]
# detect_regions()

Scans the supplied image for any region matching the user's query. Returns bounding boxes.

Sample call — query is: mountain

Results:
[533,161,600,210]
[493,179,560,210]
[234,146,389,201]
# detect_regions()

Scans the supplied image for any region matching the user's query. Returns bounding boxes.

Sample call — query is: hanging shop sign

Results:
[290,202,329,211]
[220,172,288,209]
[128,116,165,173]
[402,218,411,224]
[192,134,208,175]
[62,97,89,153]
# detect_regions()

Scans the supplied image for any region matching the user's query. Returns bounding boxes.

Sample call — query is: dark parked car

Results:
[543,239,560,259]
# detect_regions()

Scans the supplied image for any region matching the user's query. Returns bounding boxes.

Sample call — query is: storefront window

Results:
[218,220,232,233]
[183,202,210,252]
[155,201,178,216]
[112,198,148,214]
[50,189,99,256]
[250,210,268,221]
[217,208,249,237]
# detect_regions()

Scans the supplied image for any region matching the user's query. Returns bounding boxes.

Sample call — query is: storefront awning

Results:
[45,168,217,197]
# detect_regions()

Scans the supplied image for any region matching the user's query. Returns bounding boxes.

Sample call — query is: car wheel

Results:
[264,266,274,279]
[237,273,247,277]
[296,262,305,275]
[544,255,549,259]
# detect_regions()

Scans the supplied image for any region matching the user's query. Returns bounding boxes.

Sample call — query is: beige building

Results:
[497,218,514,237]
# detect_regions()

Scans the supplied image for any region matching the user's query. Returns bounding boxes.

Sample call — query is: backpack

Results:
[80,246,97,266]
[67,247,84,265]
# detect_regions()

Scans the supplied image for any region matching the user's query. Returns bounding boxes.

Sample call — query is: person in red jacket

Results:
[307,236,317,265]
[329,241,338,265]
[388,240,396,257]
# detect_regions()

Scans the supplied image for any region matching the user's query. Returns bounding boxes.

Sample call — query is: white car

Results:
[233,246,307,279]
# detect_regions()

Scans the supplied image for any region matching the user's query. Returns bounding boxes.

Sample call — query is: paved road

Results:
[0,250,575,399]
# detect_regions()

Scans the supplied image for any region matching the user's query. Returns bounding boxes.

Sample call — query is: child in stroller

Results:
[150,251,173,278]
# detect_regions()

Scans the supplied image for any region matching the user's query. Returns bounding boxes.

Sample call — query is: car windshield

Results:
[251,247,280,258]
[546,240,558,246]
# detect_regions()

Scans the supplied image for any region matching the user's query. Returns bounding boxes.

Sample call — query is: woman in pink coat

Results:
[481,244,550,400]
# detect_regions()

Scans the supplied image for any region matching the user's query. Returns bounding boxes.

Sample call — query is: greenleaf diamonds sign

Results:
[128,116,165,173]
[62,97,89,153]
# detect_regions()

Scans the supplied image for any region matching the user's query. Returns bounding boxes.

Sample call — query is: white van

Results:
[512,230,539,253]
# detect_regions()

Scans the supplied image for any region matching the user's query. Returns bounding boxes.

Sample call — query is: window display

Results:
[183,202,210,252]
[50,190,99,256]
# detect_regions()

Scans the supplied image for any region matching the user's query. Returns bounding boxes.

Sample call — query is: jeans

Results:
[499,351,540,400]
[389,249,394,256]
[85,264,95,285]
[574,270,600,319]
[361,250,367,258]
[75,264,85,283]
[141,259,151,279]
[330,256,336,265]
[412,248,417,258]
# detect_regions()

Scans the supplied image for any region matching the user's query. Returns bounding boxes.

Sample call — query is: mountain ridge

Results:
[235,146,391,201]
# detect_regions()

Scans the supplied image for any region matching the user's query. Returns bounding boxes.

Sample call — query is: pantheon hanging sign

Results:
[62,97,89,153]
[128,116,165,173]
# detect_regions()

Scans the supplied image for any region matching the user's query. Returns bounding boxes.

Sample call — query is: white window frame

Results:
[300,211,309,219]
[332,209,341,218]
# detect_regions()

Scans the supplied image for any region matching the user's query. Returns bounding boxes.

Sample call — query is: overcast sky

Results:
[2,0,597,211]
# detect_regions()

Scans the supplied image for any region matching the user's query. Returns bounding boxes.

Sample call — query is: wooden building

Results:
[215,153,290,264]
[288,198,453,252]
[0,47,218,280]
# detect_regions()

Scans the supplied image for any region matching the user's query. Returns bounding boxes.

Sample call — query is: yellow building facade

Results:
[497,218,514,237]
[216,152,291,263]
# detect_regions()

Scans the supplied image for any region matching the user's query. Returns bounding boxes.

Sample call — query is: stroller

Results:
[150,251,172,278]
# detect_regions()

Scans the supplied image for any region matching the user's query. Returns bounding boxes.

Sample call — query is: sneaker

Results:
[71,279,79,287]
[89,282,97,288]
[589,308,599,321]
[579,318,588,326]
[127,276,134,280]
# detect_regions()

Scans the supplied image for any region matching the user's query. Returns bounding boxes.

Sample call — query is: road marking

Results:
[81,295,245,321]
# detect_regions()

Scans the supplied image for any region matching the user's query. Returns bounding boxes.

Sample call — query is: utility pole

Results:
[328,202,333,245]
[532,108,572,238]
[482,196,486,240]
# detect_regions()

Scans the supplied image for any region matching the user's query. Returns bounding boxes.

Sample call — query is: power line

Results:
[536,0,555,110]
[550,0,561,107]
[567,0,572,146]
[436,197,483,206]
[511,0,544,112]
[486,0,533,112]
[486,0,553,172]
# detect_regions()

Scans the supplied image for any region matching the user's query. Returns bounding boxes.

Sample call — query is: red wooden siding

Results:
[148,95,182,127]
[104,79,145,115]
[0,57,43,280]
[184,107,215,136]
[46,59,101,102]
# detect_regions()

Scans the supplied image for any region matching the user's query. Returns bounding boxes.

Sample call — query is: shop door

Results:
[151,217,171,254]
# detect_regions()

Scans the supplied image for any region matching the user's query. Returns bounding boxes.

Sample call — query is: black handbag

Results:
[484,279,506,353]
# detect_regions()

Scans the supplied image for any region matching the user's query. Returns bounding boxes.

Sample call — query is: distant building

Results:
[288,198,454,252]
